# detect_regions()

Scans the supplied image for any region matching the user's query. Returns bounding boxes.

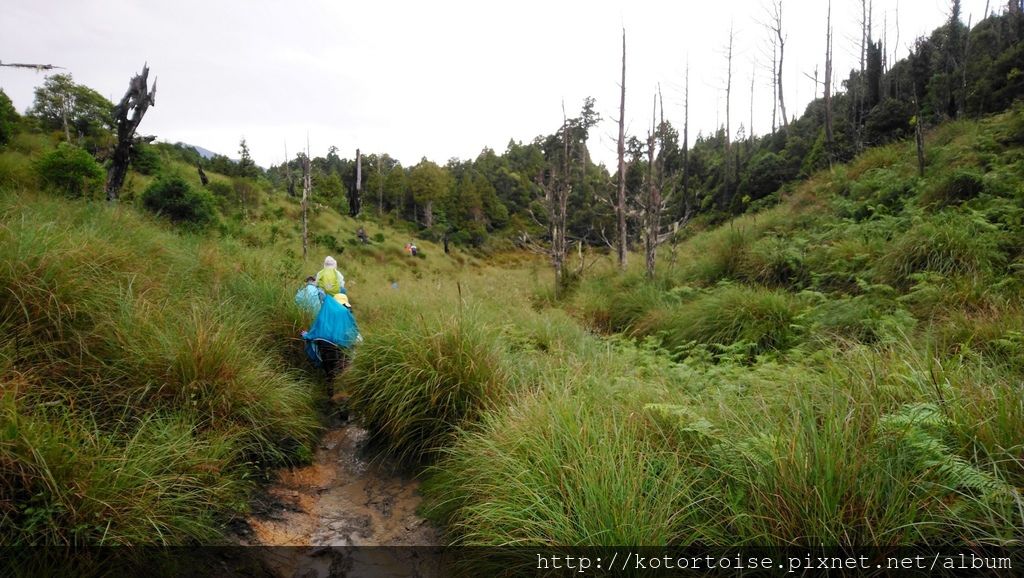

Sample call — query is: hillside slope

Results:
[0,141,484,545]
[350,106,1024,553]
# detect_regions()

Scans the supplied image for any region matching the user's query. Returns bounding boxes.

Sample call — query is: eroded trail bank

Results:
[235,417,442,577]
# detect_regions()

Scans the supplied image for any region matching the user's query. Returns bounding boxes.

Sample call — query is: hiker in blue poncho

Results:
[302,292,361,386]
[294,276,323,315]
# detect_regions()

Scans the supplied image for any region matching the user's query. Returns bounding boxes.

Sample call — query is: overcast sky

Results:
[1,0,994,169]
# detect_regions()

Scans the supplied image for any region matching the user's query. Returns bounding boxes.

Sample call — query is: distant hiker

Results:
[410,243,419,257]
[302,291,361,387]
[315,255,345,296]
[356,227,368,244]
[443,232,450,254]
[294,275,323,315]
[404,242,412,255]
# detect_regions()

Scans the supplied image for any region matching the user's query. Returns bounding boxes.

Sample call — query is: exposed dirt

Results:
[235,408,442,577]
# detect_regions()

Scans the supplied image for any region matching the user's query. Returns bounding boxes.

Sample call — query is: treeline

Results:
[254,5,1023,255]
[2,4,1021,255]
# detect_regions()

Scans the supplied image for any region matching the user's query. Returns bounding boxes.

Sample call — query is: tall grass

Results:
[0,190,318,545]
[424,384,705,547]
[641,284,805,359]
[879,211,1007,287]
[342,301,517,464]
[409,106,1024,550]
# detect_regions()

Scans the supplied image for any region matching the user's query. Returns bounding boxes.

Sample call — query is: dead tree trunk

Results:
[644,91,668,280]
[644,94,657,279]
[106,64,156,201]
[722,22,735,211]
[854,0,870,150]
[771,42,778,132]
[302,151,311,260]
[349,148,362,217]
[769,1,789,128]
[545,105,572,296]
[750,60,756,141]
[961,14,971,117]
[616,28,628,272]
[682,58,691,213]
[824,0,834,165]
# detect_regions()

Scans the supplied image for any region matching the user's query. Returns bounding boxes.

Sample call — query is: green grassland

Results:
[2,105,1024,549]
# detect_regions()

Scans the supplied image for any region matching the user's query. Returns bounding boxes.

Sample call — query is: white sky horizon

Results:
[1,0,995,170]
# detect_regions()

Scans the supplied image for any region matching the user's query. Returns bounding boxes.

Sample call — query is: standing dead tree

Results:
[349,148,362,217]
[615,28,629,272]
[643,94,660,279]
[764,1,789,128]
[825,0,835,164]
[720,22,736,211]
[681,58,691,214]
[302,141,311,260]
[106,64,156,201]
[642,88,693,279]
[531,105,574,296]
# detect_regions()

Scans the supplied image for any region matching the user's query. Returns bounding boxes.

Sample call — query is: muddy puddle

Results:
[235,414,443,577]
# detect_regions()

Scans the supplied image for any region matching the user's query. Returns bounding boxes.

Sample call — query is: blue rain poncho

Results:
[294,283,323,315]
[303,295,360,367]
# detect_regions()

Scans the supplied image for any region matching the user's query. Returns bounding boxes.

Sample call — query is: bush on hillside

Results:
[141,175,217,228]
[648,285,805,361]
[342,307,514,464]
[879,211,1006,286]
[920,169,987,208]
[35,143,105,199]
[129,141,162,175]
[0,89,18,147]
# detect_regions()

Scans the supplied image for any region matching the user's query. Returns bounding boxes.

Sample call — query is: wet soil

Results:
[235,407,442,578]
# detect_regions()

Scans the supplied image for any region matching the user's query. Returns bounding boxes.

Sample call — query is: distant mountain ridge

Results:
[176,143,219,160]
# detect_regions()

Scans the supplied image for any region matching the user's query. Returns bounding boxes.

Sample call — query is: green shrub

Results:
[0,403,248,545]
[35,143,105,199]
[0,191,317,545]
[0,151,38,191]
[842,168,915,220]
[879,211,1006,286]
[646,285,805,360]
[342,307,515,463]
[742,234,810,287]
[0,88,18,147]
[141,176,217,228]
[423,387,698,549]
[684,225,753,284]
[920,169,987,208]
[801,293,916,344]
[129,141,162,175]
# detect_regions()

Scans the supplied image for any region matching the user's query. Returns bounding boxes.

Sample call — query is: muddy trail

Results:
[234,410,443,577]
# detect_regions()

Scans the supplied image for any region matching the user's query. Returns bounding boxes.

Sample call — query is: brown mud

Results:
[234,409,442,578]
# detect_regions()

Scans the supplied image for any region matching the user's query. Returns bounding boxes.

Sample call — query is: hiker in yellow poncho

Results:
[315,255,345,296]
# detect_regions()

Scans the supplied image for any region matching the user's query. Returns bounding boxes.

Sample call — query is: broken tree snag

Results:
[106,64,156,201]
[349,148,362,217]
